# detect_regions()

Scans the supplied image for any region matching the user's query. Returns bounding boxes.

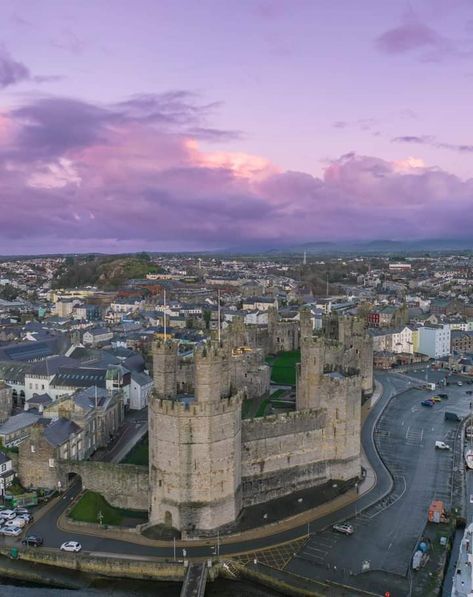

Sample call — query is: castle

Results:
[148,309,373,534]
[15,309,373,536]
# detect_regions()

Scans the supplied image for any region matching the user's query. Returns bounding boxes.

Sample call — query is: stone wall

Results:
[57,461,149,511]
[240,407,359,507]
[18,427,57,490]
[0,547,188,582]
[0,383,12,424]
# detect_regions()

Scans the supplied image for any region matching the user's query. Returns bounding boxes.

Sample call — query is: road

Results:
[288,368,472,592]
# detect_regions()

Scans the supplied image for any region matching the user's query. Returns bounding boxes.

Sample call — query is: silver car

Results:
[332,523,354,535]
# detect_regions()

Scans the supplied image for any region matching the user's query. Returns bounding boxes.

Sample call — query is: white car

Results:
[60,541,82,552]
[435,441,450,450]
[1,526,23,536]
[5,517,26,528]
[0,510,17,521]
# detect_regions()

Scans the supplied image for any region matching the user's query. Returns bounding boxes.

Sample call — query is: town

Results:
[0,250,471,595]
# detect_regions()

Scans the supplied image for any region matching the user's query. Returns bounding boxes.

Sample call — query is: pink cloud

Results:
[0,94,473,252]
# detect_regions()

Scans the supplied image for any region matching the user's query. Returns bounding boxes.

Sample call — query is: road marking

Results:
[405,426,410,438]
[305,545,328,555]
[387,542,392,551]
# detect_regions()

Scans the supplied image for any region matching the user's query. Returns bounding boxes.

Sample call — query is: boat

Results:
[465,449,473,470]
[452,523,473,596]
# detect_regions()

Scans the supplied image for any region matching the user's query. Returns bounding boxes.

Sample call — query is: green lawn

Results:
[255,399,271,417]
[270,389,287,399]
[69,491,146,526]
[268,350,300,385]
[121,434,149,466]
[69,491,124,525]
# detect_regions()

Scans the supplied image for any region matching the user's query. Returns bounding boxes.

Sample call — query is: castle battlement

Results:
[152,390,245,416]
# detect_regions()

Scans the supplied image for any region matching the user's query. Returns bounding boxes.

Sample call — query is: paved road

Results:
[288,368,472,589]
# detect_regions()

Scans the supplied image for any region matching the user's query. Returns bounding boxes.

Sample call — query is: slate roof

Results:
[131,371,153,386]
[51,367,107,388]
[0,412,40,435]
[44,417,82,447]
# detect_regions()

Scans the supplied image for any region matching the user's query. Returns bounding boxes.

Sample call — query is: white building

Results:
[418,324,451,358]
[129,371,153,410]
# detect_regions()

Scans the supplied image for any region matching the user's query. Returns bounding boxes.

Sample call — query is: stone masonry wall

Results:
[57,461,149,511]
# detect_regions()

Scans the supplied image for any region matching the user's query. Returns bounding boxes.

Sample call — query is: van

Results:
[445,412,461,422]
[435,441,450,450]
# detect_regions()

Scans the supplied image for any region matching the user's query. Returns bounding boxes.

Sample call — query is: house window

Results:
[48,459,55,468]
[1,464,5,472]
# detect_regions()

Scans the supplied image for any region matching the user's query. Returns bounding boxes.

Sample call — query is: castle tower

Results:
[149,339,243,535]
[152,338,178,399]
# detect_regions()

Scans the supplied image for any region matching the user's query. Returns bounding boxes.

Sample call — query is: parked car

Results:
[435,441,450,450]
[1,526,23,536]
[332,523,354,535]
[4,517,26,528]
[0,510,17,521]
[421,400,434,407]
[466,390,473,396]
[60,541,82,552]
[438,393,449,399]
[458,381,463,386]
[14,508,31,516]
[16,513,33,523]
[431,396,442,403]
[445,412,462,422]
[22,535,43,547]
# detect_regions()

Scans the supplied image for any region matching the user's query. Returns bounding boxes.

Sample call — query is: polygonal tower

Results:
[148,338,244,535]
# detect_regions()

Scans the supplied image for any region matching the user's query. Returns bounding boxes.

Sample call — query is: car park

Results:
[22,535,43,547]
[60,541,82,552]
[1,526,23,536]
[421,400,434,407]
[332,523,354,535]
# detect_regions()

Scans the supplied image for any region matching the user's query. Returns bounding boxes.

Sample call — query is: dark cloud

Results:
[392,135,473,153]
[0,46,30,88]
[375,22,446,54]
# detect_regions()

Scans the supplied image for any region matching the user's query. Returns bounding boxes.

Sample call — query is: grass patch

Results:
[269,350,300,385]
[69,491,145,526]
[242,399,255,419]
[121,434,149,466]
[255,399,271,417]
[270,389,287,399]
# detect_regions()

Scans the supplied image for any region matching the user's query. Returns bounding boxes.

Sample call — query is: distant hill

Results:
[232,238,473,256]
[52,253,161,290]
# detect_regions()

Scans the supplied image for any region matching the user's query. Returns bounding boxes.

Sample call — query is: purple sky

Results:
[1,0,473,253]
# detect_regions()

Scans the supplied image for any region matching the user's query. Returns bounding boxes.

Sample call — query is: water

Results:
[0,578,281,596]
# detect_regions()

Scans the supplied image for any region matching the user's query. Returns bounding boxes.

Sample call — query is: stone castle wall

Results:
[57,460,149,510]
[240,396,360,507]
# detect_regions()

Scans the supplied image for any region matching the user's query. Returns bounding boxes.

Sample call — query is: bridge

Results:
[180,562,208,597]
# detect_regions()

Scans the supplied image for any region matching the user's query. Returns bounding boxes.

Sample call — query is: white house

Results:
[418,324,451,358]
